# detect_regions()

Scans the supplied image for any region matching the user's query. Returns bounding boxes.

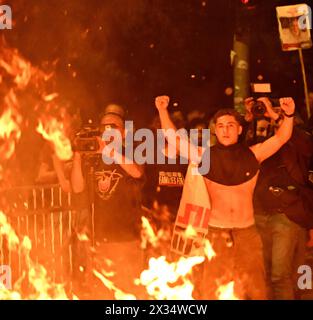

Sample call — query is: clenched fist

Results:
[279,97,295,116]
[155,95,170,111]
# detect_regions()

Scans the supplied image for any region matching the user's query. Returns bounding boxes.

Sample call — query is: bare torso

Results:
[204,171,259,228]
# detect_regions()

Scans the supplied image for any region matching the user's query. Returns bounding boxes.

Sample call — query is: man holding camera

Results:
[247,97,313,300]
[71,109,145,298]
[155,95,295,300]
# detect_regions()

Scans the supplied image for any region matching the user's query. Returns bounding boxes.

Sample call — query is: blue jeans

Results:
[255,213,307,300]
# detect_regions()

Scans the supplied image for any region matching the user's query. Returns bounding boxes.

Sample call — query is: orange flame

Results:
[0,211,70,300]
[0,48,33,90]
[0,92,22,161]
[93,269,136,300]
[139,255,204,300]
[216,281,239,300]
[36,117,73,161]
[204,239,216,261]
[140,216,169,250]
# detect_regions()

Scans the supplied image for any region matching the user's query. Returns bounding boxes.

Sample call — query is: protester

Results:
[155,95,296,299]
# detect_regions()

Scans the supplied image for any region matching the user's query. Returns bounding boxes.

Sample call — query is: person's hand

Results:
[279,97,295,116]
[96,136,106,154]
[257,97,279,120]
[155,95,170,111]
[244,97,254,122]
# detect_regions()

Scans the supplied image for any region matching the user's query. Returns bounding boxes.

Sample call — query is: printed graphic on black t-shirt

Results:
[82,155,142,242]
[95,169,123,200]
[158,171,185,187]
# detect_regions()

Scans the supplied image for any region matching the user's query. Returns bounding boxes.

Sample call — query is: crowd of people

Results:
[33,93,313,300]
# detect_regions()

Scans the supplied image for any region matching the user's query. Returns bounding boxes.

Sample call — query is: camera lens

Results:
[251,101,266,118]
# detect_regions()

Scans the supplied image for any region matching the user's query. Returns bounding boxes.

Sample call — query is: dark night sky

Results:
[3,0,313,126]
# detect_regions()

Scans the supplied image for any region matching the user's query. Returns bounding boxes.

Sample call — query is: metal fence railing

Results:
[0,184,81,286]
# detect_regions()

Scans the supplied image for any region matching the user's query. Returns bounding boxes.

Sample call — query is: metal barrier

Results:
[0,184,81,285]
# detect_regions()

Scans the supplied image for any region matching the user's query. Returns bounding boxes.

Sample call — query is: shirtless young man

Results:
[155,95,295,299]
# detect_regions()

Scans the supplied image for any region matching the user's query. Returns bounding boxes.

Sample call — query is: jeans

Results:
[255,213,307,300]
[200,225,267,300]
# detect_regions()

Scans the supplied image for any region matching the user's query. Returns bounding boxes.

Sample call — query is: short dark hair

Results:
[213,108,243,125]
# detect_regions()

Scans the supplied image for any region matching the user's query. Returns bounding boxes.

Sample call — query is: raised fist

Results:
[155,95,170,111]
[279,97,295,116]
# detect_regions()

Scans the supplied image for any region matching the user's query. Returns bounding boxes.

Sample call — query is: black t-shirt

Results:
[144,158,188,216]
[82,154,143,242]
[202,142,259,186]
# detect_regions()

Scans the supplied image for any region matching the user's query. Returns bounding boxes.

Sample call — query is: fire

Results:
[216,281,239,300]
[204,239,216,261]
[0,211,70,300]
[93,269,136,300]
[0,92,22,161]
[140,216,170,250]
[139,255,204,300]
[36,116,73,161]
[183,225,198,238]
[0,211,19,251]
[0,47,32,89]
[0,106,21,140]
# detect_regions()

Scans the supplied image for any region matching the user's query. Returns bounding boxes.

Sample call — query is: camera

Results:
[73,125,100,153]
[251,98,281,119]
[73,123,120,153]
[251,100,266,119]
[250,83,281,119]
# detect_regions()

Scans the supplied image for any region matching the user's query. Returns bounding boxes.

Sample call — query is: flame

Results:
[43,93,59,102]
[216,281,239,300]
[140,216,169,250]
[36,117,73,161]
[0,48,32,89]
[0,211,20,251]
[93,269,136,300]
[183,225,198,238]
[140,216,159,249]
[139,255,204,300]
[0,211,70,300]
[0,92,22,161]
[204,239,216,261]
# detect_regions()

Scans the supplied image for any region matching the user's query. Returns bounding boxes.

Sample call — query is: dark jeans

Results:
[200,225,267,300]
[255,213,307,300]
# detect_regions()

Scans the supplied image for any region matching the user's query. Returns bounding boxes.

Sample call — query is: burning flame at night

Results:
[140,216,169,249]
[0,47,32,90]
[0,43,69,168]
[0,211,70,300]
[0,91,22,162]
[216,281,238,300]
[1,209,239,300]
[204,239,216,261]
[139,255,204,300]
[0,211,19,251]
[93,269,136,300]
[36,116,73,161]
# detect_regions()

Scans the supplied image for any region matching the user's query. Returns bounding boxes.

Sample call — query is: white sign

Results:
[0,5,12,29]
[171,164,211,257]
[276,4,312,51]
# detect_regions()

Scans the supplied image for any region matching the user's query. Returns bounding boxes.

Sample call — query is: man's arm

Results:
[97,136,144,179]
[250,97,295,163]
[52,154,71,192]
[118,155,144,179]
[155,95,202,163]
